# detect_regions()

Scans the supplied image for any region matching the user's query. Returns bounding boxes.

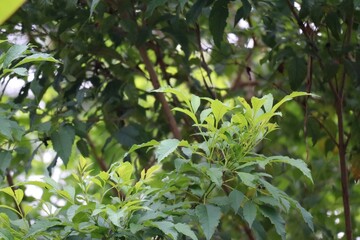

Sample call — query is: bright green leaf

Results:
[116,162,134,181]
[211,99,230,126]
[191,94,201,113]
[0,0,25,25]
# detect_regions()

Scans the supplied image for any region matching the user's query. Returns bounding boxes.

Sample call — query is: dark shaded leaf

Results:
[234,0,251,27]
[51,124,75,165]
[285,57,307,90]
[209,0,229,48]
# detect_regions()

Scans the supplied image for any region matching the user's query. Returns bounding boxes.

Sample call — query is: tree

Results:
[0,0,359,239]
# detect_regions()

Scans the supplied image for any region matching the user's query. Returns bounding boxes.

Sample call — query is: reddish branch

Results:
[138,45,182,140]
[286,1,353,239]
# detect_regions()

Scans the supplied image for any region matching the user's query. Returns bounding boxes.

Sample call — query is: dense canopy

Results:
[0,0,359,239]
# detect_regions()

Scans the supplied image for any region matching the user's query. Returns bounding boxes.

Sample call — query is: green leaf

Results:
[51,124,75,166]
[0,187,15,198]
[266,156,313,183]
[173,107,198,124]
[209,0,229,47]
[25,220,62,238]
[76,139,89,157]
[146,0,167,18]
[106,207,124,227]
[271,92,313,113]
[151,221,178,239]
[229,189,245,213]
[174,223,198,240]
[237,172,257,188]
[325,12,341,40]
[186,0,207,23]
[125,139,159,157]
[195,204,221,240]
[262,94,274,113]
[14,53,59,67]
[115,162,134,181]
[206,167,223,187]
[0,228,13,240]
[234,0,251,27]
[0,0,25,25]
[191,94,201,113]
[155,139,180,162]
[90,0,100,17]
[0,150,12,173]
[259,206,286,239]
[211,99,230,126]
[0,117,14,140]
[3,44,27,68]
[286,57,307,90]
[243,201,257,228]
[292,200,314,232]
[200,108,212,123]
[14,189,24,204]
[3,67,28,76]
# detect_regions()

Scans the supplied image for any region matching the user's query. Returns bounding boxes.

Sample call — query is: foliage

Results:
[0,90,313,239]
[1,0,360,239]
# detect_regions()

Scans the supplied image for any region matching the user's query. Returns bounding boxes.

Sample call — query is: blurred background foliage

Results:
[0,0,359,239]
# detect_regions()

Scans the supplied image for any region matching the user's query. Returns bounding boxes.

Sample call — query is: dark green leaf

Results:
[174,223,198,240]
[234,0,251,27]
[51,124,75,166]
[229,189,245,213]
[195,204,221,240]
[325,12,341,40]
[209,0,229,47]
[146,0,167,18]
[206,167,223,187]
[259,206,286,239]
[285,57,307,90]
[243,201,257,228]
[76,139,89,157]
[0,150,12,173]
[186,0,208,23]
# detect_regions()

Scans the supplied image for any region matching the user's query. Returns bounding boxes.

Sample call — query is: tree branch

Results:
[138,45,182,140]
